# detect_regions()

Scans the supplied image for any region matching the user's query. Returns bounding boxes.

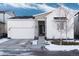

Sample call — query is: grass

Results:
[51,39,79,45]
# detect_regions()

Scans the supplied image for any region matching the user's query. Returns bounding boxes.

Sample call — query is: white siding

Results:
[7,19,35,39]
[46,8,74,39]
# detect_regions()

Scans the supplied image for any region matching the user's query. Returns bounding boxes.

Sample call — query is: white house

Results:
[0,10,15,38]
[34,7,74,40]
[7,7,78,40]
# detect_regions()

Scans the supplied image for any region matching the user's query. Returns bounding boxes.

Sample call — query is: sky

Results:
[0,3,79,16]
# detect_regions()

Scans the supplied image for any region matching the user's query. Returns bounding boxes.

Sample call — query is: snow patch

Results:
[0,38,9,44]
[19,52,33,56]
[46,44,79,51]
[32,40,38,45]
[0,51,5,55]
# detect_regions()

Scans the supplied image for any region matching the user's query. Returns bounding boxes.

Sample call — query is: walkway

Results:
[0,36,47,51]
[0,39,33,50]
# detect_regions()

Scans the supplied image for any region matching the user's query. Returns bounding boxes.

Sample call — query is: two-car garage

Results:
[7,16,35,39]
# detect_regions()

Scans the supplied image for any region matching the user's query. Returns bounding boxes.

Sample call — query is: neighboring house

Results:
[0,10,15,38]
[74,12,79,39]
[0,22,5,37]
[7,7,78,40]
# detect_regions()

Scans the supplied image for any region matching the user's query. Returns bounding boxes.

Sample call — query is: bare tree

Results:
[55,7,69,45]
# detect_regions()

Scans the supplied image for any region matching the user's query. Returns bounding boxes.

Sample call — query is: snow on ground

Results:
[19,52,33,56]
[32,40,38,45]
[0,38,9,44]
[0,51,5,55]
[45,44,79,51]
[0,38,79,52]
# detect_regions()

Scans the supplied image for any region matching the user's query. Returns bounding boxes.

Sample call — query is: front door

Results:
[38,21,45,36]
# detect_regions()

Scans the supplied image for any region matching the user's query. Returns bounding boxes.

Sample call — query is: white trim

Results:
[8,18,35,21]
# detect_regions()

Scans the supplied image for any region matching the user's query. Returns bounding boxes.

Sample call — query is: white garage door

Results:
[7,20,35,39]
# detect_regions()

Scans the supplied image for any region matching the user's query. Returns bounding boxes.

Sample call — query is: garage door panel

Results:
[8,20,35,28]
[8,28,35,39]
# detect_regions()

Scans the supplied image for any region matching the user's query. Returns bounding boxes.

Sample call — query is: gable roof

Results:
[74,12,79,16]
[0,10,15,16]
[33,7,70,18]
[33,11,53,17]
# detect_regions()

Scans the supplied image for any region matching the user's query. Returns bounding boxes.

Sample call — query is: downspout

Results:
[34,17,38,40]
[3,12,5,35]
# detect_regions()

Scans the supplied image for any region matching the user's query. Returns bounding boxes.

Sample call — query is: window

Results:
[54,17,67,31]
[54,17,67,20]
[57,22,65,30]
